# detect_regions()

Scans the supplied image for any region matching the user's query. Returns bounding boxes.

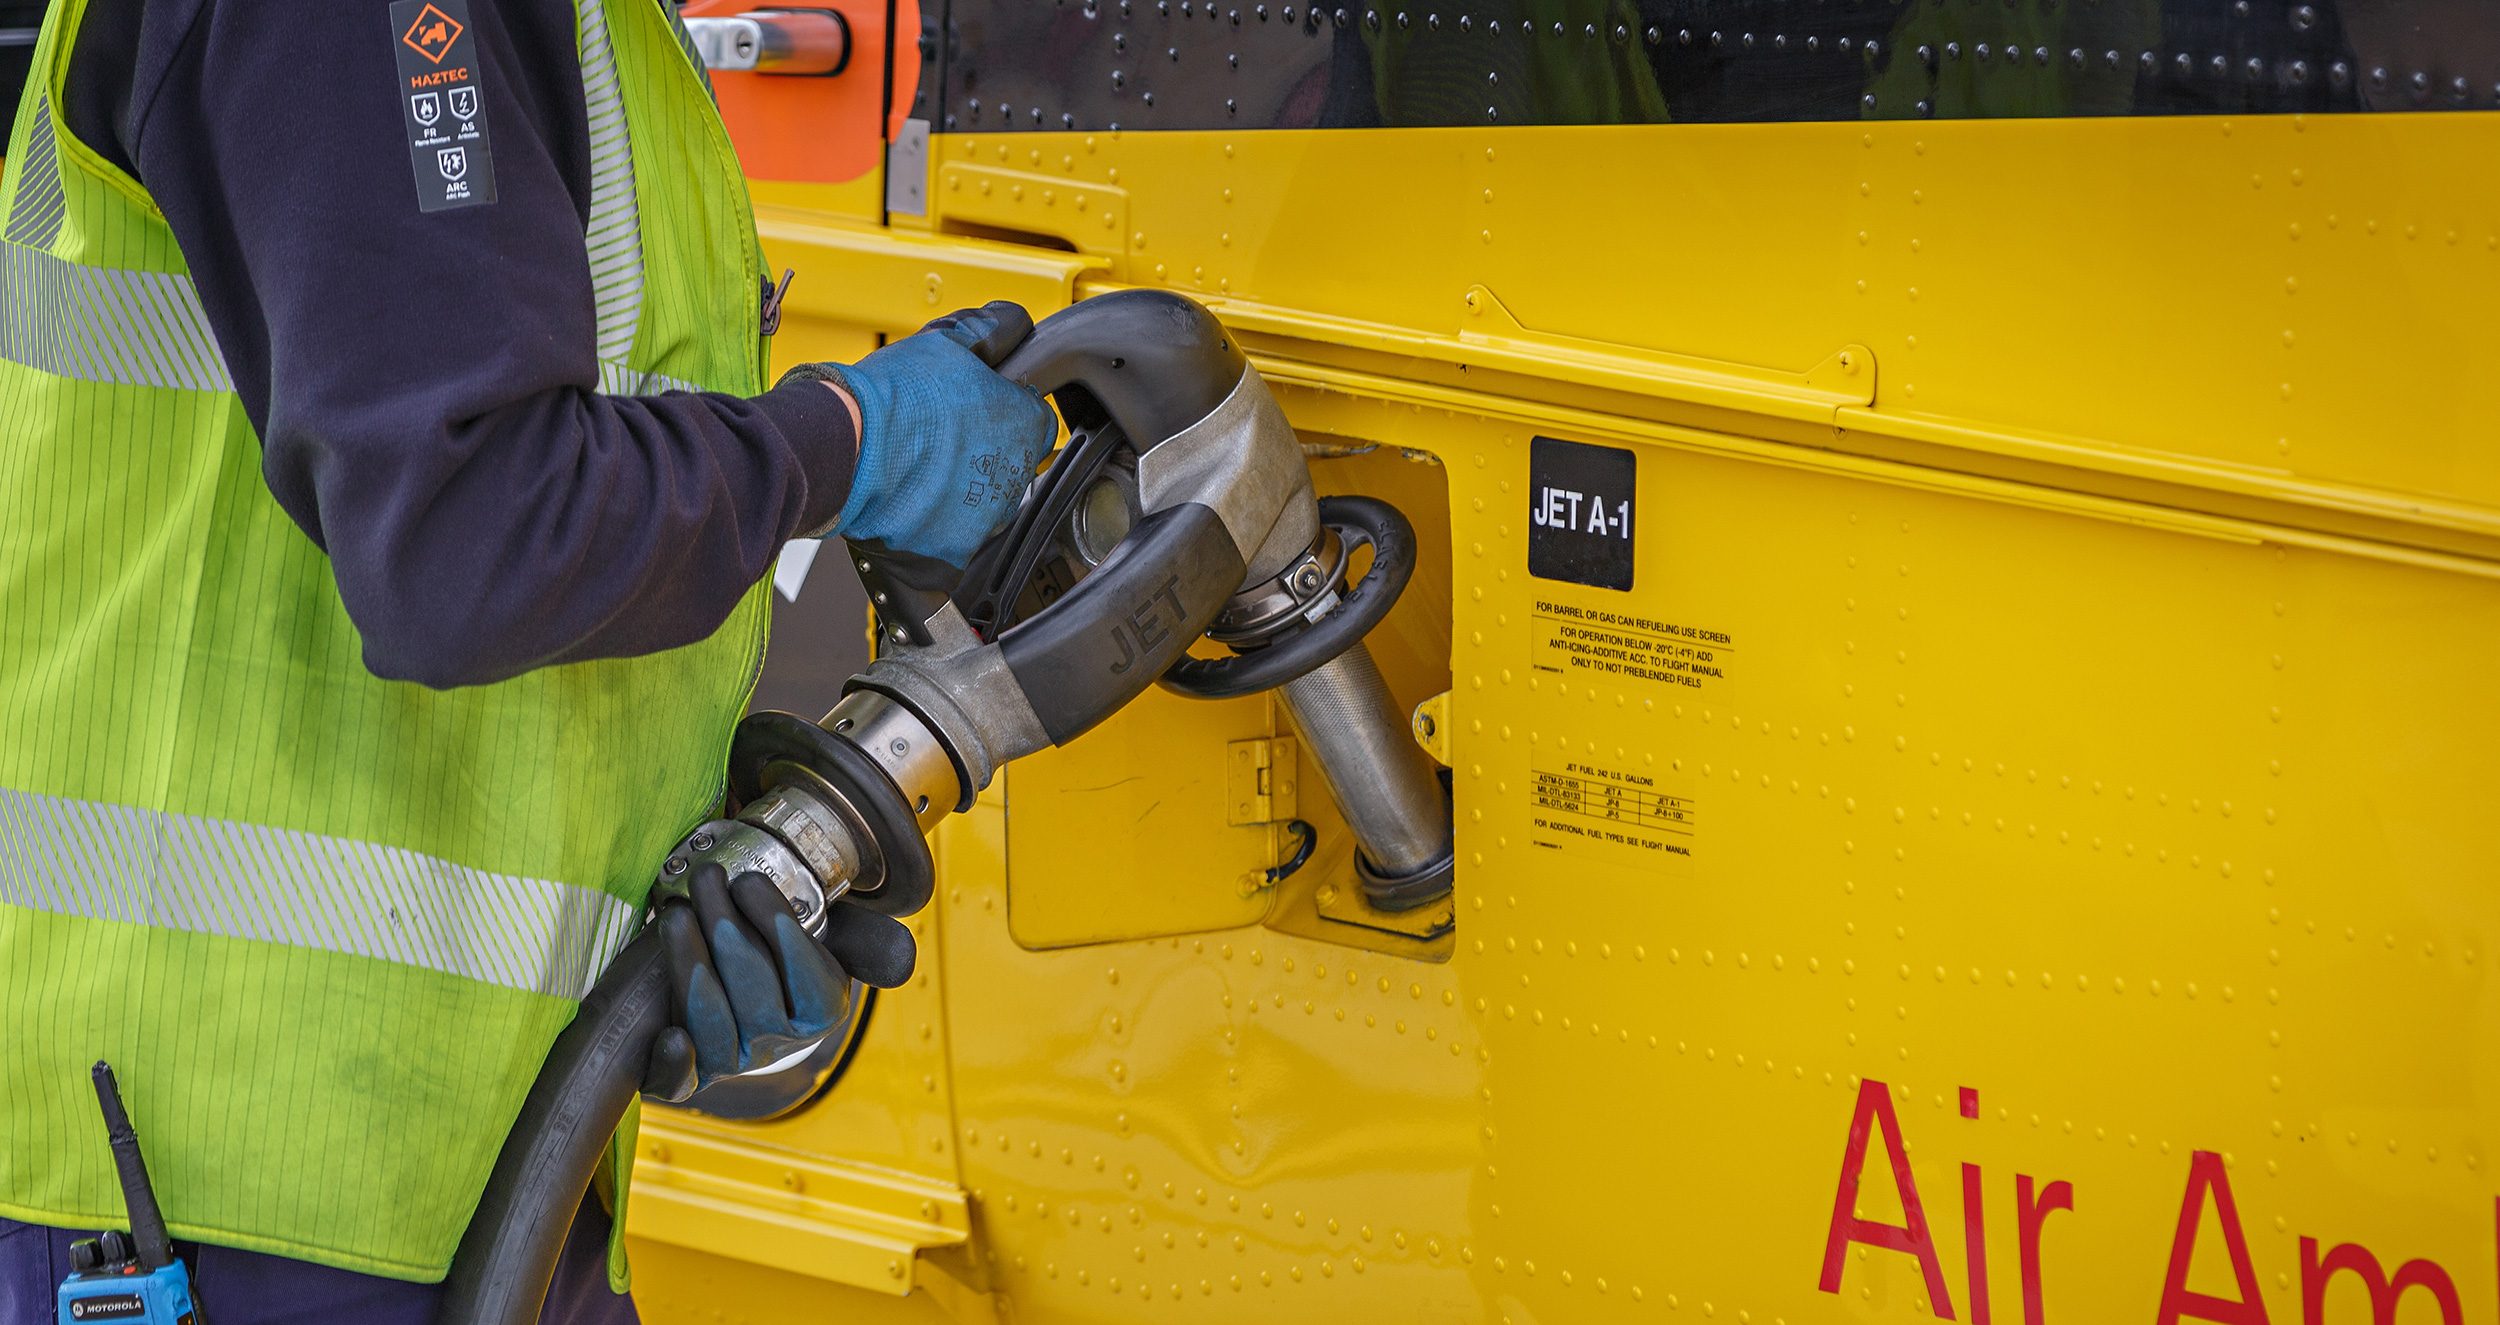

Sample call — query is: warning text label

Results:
[1532,599,1734,692]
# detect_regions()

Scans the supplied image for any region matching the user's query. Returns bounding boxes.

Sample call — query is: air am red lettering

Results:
[2157,1151,2271,1325]
[2016,1174,2073,1325]
[2299,1238,2462,1325]
[1820,1078,1960,1318]
[1812,1098,2500,1325]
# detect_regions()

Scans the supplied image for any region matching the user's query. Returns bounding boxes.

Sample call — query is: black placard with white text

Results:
[1527,436,1636,591]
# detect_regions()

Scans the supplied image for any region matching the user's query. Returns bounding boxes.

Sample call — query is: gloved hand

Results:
[641,862,915,1110]
[782,302,1059,568]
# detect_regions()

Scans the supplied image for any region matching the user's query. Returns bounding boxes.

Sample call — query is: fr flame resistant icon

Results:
[410,91,440,126]
[448,87,477,120]
[437,147,467,181]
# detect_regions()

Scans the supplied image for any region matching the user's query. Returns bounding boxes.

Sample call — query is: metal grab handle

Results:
[680,10,850,75]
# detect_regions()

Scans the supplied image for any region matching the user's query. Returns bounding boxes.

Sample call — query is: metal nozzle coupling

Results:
[656,691,966,935]
[653,779,865,937]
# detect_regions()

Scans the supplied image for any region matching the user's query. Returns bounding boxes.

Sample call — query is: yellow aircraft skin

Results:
[618,107,2500,1325]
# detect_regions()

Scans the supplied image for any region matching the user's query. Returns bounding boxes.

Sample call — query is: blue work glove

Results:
[642,863,915,1111]
[782,303,1058,568]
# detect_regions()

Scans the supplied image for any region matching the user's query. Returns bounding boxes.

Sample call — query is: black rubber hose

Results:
[434,925,669,1325]
[1159,495,1416,701]
[1264,819,1317,883]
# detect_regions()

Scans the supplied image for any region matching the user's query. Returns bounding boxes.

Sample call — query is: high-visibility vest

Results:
[0,0,771,1280]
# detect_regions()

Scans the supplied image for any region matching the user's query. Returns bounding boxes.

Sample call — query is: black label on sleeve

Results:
[66,1293,148,1320]
[391,0,498,212]
[1527,435,1637,591]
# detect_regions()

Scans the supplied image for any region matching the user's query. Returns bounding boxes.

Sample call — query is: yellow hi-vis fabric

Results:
[0,0,771,1280]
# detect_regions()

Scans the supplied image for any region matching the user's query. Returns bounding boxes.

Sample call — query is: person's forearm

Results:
[304,377,857,689]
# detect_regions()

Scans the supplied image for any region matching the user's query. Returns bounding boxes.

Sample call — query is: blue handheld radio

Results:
[56,1063,200,1325]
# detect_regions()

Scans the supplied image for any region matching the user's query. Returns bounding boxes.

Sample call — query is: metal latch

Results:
[1410,690,1450,764]
[681,9,851,74]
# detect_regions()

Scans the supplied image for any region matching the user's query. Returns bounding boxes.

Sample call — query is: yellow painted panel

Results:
[679,368,2500,1325]
[934,118,2500,546]
[1003,687,1286,948]
[642,112,2500,1325]
[754,208,1095,355]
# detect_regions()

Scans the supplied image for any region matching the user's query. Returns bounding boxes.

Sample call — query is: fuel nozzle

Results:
[664,289,1453,939]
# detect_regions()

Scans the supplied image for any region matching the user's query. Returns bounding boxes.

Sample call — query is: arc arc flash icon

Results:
[448,87,478,120]
[437,147,468,181]
[411,91,440,126]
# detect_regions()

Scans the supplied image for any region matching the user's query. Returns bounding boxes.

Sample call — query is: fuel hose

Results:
[433,927,669,1325]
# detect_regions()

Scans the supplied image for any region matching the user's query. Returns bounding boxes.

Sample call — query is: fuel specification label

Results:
[1531,759,1694,871]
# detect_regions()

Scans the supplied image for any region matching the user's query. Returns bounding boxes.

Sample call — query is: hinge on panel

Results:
[1227,736,1301,899]
[1226,736,1298,827]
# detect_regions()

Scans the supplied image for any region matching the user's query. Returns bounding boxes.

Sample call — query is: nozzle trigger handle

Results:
[849,302,1041,648]
[992,289,1247,453]
[945,300,1034,370]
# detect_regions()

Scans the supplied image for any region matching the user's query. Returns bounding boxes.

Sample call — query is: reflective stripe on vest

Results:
[580,0,643,372]
[0,789,637,1000]
[3,101,65,247]
[0,243,232,391]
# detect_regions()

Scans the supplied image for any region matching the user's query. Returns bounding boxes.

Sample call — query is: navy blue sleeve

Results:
[92,0,855,689]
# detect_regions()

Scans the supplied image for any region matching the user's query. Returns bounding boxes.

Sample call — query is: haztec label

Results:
[1528,435,1636,590]
[391,0,498,212]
